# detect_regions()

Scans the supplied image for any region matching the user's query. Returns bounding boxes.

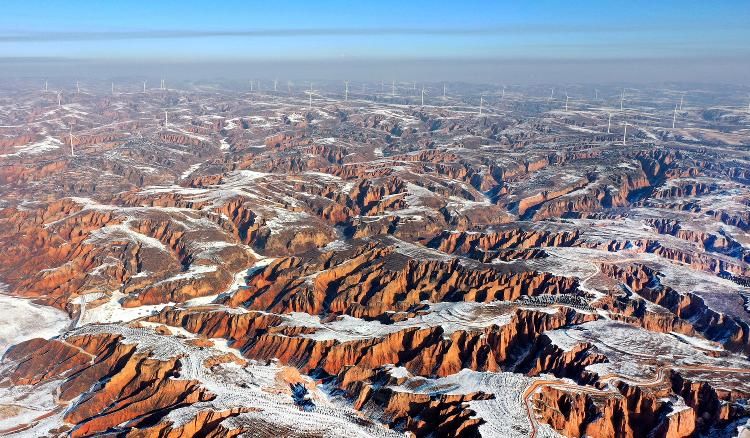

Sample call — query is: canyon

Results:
[0,80,749,437]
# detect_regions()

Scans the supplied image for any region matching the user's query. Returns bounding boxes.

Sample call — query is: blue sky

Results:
[0,0,748,61]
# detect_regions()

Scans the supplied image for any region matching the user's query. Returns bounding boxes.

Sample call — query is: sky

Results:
[0,0,748,83]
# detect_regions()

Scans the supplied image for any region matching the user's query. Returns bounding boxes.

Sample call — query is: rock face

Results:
[1,82,750,437]
[225,239,579,318]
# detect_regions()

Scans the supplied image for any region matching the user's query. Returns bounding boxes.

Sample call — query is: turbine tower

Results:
[479,96,483,116]
[607,113,612,134]
[164,111,169,130]
[68,127,79,157]
[57,91,62,107]
[622,122,629,145]
[143,81,147,93]
[502,85,506,100]
[44,80,48,92]
[565,92,569,112]
[274,79,278,92]
[595,89,599,100]
[308,83,313,109]
[620,89,625,111]
[672,103,678,129]
[76,81,80,95]
[549,88,554,101]
[443,83,446,99]
[111,82,114,95]
[679,94,684,111]
[345,81,349,102]
[421,85,426,106]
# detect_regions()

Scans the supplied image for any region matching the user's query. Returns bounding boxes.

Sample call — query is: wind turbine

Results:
[44,80,48,92]
[622,121,629,145]
[443,83,446,99]
[287,81,292,94]
[250,80,254,92]
[672,103,678,129]
[345,81,349,101]
[308,83,313,109]
[620,89,625,111]
[565,92,569,112]
[143,80,147,93]
[595,89,599,100]
[549,88,554,101]
[164,111,169,130]
[421,85,426,106]
[68,127,79,157]
[76,81,80,95]
[57,91,62,107]
[502,85,506,100]
[274,78,278,92]
[111,82,114,95]
[479,96,483,116]
[679,94,684,111]
[257,80,260,92]
[381,80,384,93]
[607,113,612,134]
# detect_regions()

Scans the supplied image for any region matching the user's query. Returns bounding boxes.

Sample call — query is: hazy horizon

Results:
[1,0,748,84]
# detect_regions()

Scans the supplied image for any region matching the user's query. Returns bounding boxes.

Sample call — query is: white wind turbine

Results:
[622,121,629,145]
[111,82,115,95]
[595,89,599,100]
[76,81,80,95]
[672,103,678,129]
[443,83,446,99]
[421,85,426,106]
[44,80,48,92]
[607,113,612,134]
[565,92,570,112]
[502,85,506,100]
[620,88,625,111]
[679,93,684,111]
[307,82,314,109]
[274,78,278,92]
[143,80,147,93]
[164,111,169,130]
[549,88,554,101]
[57,91,62,107]
[479,96,484,116]
[68,126,79,157]
[344,81,349,102]
[250,80,254,92]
